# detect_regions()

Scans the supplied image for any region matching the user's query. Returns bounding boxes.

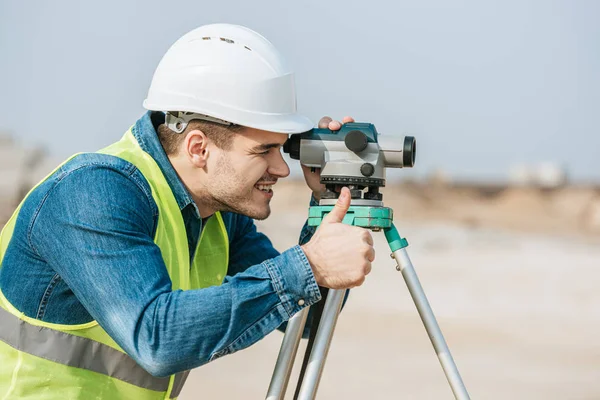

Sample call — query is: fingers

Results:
[318,116,333,129]
[364,260,372,275]
[355,260,371,288]
[362,233,375,263]
[367,246,375,262]
[328,120,342,131]
[322,187,351,224]
[318,116,356,131]
[361,230,373,246]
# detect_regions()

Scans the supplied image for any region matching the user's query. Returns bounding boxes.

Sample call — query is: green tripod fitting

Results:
[308,205,409,250]
[308,205,393,228]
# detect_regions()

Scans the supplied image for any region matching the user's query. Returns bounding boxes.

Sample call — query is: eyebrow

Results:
[251,143,283,152]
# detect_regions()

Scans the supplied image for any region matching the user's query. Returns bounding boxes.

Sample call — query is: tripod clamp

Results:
[309,204,397,231]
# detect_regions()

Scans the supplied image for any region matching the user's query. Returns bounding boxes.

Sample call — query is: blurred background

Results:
[1,0,599,398]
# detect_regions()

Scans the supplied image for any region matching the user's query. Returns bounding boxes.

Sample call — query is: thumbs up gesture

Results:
[301,187,375,289]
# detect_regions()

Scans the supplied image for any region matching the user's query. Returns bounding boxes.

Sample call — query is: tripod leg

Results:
[295,288,346,400]
[293,287,328,400]
[266,307,310,400]
[386,225,470,400]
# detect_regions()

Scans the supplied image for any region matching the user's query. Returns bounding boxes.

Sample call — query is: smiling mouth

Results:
[254,183,274,193]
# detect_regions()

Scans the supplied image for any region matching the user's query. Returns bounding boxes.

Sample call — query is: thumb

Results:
[322,187,351,224]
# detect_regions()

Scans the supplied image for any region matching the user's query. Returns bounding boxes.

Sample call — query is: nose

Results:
[268,150,290,178]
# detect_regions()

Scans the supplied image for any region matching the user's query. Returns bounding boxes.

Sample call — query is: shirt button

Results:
[298,299,305,306]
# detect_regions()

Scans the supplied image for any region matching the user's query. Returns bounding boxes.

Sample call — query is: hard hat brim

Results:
[241,113,315,134]
[144,99,314,135]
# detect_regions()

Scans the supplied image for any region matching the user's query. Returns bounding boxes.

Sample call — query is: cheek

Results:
[238,159,269,182]
[214,150,269,186]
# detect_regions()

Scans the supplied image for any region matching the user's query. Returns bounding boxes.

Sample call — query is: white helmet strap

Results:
[165,111,234,134]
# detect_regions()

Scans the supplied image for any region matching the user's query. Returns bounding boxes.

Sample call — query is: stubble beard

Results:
[204,154,272,220]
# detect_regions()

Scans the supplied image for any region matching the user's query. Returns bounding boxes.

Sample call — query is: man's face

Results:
[203,127,290,220]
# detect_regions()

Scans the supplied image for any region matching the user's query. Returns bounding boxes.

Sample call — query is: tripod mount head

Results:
[283,122,416,205]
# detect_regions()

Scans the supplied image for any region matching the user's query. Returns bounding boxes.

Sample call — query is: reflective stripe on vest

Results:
[0,127,229,399]
[0,306,172,392]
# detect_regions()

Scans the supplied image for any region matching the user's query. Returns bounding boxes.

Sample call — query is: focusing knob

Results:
[345,130,368,153]
[360,163,375,177]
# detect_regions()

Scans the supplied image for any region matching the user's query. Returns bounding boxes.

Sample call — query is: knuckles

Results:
[361,244,371,255]
[361,230,372,242]
[354,275,366,287]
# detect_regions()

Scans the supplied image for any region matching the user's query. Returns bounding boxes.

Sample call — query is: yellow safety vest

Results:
[0,128,229,399]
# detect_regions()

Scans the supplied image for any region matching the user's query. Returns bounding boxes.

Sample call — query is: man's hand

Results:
[302,116,355,201]
[301,187,374,289]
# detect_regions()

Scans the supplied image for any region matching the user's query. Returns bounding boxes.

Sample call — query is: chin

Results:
[248,206,271,221]
[223,202,271,220]
[243,195,272,220]
[216,193,272,220]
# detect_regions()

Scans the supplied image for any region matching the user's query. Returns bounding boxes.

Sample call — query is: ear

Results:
[184,129,210,168]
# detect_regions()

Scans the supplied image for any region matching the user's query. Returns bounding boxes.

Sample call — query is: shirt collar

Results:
[131,111,201,219]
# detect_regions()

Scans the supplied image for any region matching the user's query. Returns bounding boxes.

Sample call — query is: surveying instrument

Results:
[265,123,470,399]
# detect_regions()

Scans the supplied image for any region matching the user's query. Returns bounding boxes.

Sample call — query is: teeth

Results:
[256,184,273,192]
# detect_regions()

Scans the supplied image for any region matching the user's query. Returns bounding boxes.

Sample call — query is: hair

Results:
[157,119,245,155]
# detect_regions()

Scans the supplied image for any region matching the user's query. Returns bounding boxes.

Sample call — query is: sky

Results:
[1,0,599,183]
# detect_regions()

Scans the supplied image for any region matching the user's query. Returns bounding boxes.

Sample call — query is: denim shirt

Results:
[0,111,320,377]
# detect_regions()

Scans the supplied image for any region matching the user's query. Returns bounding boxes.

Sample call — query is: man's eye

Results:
[259,150,270,155]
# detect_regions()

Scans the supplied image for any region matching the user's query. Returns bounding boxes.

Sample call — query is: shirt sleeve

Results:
[276,194,350,338]
[223,212,280,277]
[225,194,319,276]
[29,163,320,377]
[225,195,324,339]
[223,209,322,338]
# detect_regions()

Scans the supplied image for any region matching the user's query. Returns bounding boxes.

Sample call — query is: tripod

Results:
[265,199,470,400]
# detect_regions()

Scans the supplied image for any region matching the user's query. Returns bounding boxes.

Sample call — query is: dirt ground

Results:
[180,180,600,399]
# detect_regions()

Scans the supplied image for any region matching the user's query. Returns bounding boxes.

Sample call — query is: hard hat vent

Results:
[201,35,252,51]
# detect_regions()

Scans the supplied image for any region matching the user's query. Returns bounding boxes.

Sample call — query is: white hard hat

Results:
[143,24,314,134]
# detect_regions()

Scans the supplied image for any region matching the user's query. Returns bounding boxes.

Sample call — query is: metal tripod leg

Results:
[294,288,345,400]
[390,247,470,399]
[386,225,470,400]
[266,307,310,400]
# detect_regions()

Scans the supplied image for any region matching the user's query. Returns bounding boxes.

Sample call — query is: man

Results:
[0,24,374,399]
